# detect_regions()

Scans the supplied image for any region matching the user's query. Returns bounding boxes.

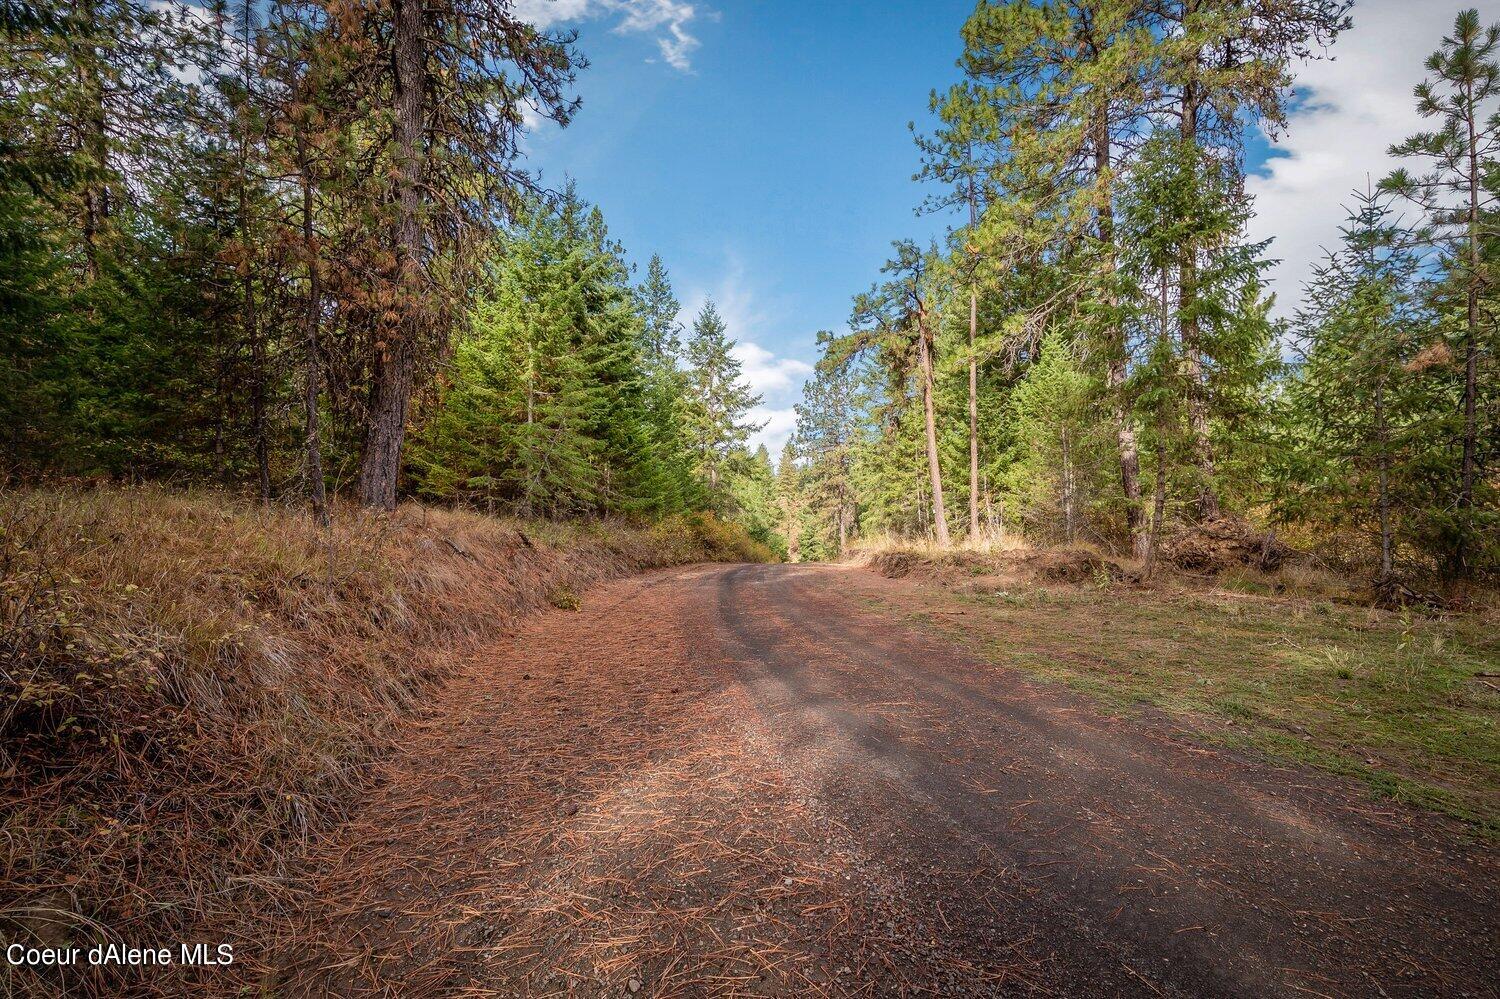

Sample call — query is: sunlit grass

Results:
[874,570,1499,834]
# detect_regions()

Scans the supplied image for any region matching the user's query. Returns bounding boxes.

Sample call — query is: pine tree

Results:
[775,440,805,562]
[835,242,952,546]
[1381,8,1500,579]
[1278,187,1439,586]
[634,253,699,514]
[794,346,864,554]
[723,443,784,557]
[683,300,763,500]
[1002,333,1109,544]
[956,0,1162,556]
[409,197,601,514]
[916,81,1001,539]
[1155,0,1351,519]
[408,189,685,517]
[331,0,581,509]
[1115,134,1277,563]
[639,254,683,365]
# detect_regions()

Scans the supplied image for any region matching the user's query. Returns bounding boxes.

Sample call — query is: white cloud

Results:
[1246,0,1499,319]
[747,407,798,458]
[679,259,813,457]
[732,340,813,397]
[514,0,702,71]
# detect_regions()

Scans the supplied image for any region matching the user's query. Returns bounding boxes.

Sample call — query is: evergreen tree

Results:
[833,242,953,546]
[319,0,581,509]
[1002,333,1111,543]
[634,253,699,514]
[1154,0,1351,518]
[1115,134,1277,562]
[1278,188,1441,585]
[775,439,805,562]
[794,346,864,554]
[683,300,763,500]
[1381,8,1500,579]
[639,253,683,365]
[723,443,784,557]
[955,0,1162,556]
[408,189,689,517]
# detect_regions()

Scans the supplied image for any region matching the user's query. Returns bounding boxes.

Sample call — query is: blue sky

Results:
[519,0,977,452]
[518,0,1496,454]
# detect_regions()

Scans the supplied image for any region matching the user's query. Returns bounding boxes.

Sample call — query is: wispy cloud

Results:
[515,0,703,72]
[679,258,813,456]
[732,340,813,398]
[1245,0,1495,319]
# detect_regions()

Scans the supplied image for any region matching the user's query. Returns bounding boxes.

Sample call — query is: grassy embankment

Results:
[857,545,1499,836]
[0,484,770,994]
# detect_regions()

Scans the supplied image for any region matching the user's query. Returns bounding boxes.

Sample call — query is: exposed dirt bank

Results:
[0,485,765,997]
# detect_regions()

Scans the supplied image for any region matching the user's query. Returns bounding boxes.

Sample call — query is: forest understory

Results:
[0,484,770,998]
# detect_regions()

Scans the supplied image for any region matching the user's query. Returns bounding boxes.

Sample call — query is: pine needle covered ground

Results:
[0,484,770,997]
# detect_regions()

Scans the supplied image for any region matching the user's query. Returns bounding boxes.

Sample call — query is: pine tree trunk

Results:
[1061,427,1075,543]
[1456,83,1481,579]
[1179,78,1220,522]
[249,314,271,502]
[968,287,981,541]
[1094,107,1146,557]
[966,171,981,540]
[1145,438,1168,578]
[297,136,328,528]
[358,0,425,511]
[1146,264,1173,579]
[76,0,109,281]
[1375,382,1392,584]
[235,0,270,505]
[918,317,951,547]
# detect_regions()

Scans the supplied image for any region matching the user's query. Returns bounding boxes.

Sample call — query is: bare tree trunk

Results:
[1145,266,1173,577]
[968,287,980,541]
[297,135,328,527]
[230,0,271,504]
[1093,107,1146,557]
[76,0,109,281]
[1375,381,1392,584]
[966,172,982,540]
[1455,81,1481,579]
[915,440,928,538]
[249,311,271,502]
[918,317,950,547]
[1144,438,1168,578]
[1061,427,1075,543]
[358,0,425,510]
[1178,77,1220,522]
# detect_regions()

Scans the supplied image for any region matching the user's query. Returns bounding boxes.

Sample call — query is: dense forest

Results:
[0,0,1495,589]
[783,2,1498,592]
[0,0,781,542]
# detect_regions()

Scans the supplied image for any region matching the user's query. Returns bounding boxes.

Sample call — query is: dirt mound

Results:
[1162,516,1294,573]
[866,550,993,581]
[865,548,1122,587]
[1017,549,1124,584]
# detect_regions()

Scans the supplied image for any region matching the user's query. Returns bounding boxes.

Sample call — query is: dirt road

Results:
[245,564,1497,997]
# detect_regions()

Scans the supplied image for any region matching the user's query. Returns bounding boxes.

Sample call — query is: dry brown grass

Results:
[0,484,765,997]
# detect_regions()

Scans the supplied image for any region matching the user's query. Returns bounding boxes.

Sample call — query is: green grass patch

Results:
[884,579,1499,836]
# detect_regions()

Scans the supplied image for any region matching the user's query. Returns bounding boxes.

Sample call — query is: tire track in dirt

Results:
[708,563,1495,997]
[219,563,1496,998]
